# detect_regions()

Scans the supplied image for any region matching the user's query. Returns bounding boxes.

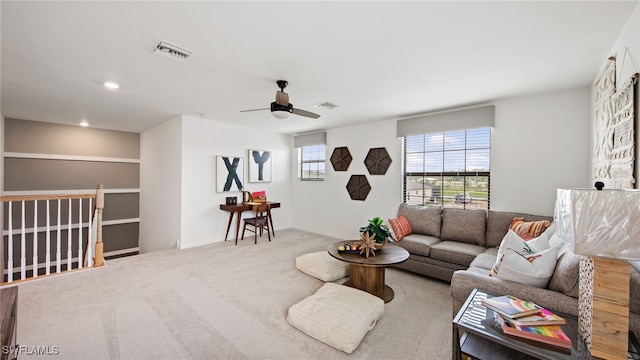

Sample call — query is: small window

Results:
[298,144,326,180]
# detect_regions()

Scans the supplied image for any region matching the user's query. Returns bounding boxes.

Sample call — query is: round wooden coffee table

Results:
[328,241,409,303]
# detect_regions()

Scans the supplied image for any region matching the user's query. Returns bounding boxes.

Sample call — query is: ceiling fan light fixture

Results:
[240,81,320,119]
[272,110,291,119]
[270,102,293,119]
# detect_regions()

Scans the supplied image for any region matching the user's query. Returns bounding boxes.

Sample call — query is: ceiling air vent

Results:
[153,41,192,63]
[314,102,339,110]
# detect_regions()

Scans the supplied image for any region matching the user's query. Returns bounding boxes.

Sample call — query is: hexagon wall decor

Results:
[365,147,392,175]
[346,175,371,201]
[330,146,352,172]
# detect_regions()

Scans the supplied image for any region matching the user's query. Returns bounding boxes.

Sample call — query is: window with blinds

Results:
[298,144,326,180]
[403,128,491,210]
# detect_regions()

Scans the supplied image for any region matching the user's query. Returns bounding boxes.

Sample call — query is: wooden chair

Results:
[240,204,271,244]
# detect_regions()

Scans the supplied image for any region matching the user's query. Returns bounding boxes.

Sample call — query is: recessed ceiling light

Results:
[104,81,119,89]
[79,120,89,127]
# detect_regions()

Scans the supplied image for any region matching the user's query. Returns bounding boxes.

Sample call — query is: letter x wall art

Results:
[216,155,244,192]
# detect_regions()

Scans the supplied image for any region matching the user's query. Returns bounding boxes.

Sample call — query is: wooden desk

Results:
[220,201,280,245]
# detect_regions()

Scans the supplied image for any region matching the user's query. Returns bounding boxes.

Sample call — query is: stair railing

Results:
[1,184,104,285]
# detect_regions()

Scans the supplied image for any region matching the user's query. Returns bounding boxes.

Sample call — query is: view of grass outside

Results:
[405,175,489,210]
[404,128,491,210]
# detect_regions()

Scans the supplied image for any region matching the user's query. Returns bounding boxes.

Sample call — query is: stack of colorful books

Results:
[481,295,572,353]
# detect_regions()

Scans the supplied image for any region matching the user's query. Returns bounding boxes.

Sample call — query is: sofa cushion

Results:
[440,208,487,246]
[430,241,486,267]
[469,251,498,270]
[388,216,412,241]
[393,234,440,257]
[398,203,442,237]
[485,211,554,248]
[509,217,551,241]
[547,245,581,298]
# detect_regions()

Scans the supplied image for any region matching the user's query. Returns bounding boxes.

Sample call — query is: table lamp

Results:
[556,185,640,359]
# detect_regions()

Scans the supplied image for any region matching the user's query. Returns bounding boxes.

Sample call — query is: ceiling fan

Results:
[240,80,320,119]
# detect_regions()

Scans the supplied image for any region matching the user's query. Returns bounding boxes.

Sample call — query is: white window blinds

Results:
[396,105,495,138]
[293,132,327,148]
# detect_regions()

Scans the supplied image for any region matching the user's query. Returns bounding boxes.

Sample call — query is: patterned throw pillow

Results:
[489,230,558,288]
[388,216,412,241]
[509,217,551,241]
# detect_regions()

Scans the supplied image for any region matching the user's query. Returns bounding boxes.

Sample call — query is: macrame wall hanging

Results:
[582,55,639,352]
[592,56,638,190]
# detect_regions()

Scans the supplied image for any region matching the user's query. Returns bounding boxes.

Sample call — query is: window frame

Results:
[402,128,491,210]
[298,144,326,181]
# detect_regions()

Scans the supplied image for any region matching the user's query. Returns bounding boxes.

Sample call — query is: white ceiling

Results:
[1,1,637,135]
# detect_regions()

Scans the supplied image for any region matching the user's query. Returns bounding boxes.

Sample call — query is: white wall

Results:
[604,2,640,187]
[140,115,292,251]
[291,120,402,240]
[491,88,591,214]
[291,88,591,239]
[179,115,292,249]
[139,116,183,253]
[138,2,638,249]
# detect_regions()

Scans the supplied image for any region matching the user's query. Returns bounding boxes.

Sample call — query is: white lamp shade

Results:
[556,188,640,260]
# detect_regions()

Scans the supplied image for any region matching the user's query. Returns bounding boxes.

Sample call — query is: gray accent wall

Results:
[4,159,139,190]
[4,119,139,158]
[3,118,140,256]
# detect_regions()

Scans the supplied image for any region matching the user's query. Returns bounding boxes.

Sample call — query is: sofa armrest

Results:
[450,269,578,318]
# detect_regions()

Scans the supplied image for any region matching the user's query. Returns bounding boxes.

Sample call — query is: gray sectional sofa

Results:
[392,203,553,281]
[390,203,640,338]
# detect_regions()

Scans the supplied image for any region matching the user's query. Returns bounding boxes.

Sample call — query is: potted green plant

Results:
[359,216,395,245]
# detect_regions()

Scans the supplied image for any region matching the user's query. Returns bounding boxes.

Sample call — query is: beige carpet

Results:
[15,229,453,359]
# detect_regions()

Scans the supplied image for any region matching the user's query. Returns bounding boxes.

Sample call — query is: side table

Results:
[453,288,587,360]
[453,288,640,360]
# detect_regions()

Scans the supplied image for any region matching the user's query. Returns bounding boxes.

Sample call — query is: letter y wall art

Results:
[248,149,272,183]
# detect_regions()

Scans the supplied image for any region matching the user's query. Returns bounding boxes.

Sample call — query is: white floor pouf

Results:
[286,282,384,354]
[295,251,349,282]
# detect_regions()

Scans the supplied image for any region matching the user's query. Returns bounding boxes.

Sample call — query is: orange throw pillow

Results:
[509,217,551,241]
[388,216,412,241]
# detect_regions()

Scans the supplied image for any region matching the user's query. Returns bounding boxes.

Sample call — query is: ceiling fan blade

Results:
[240,107,269,113]
[275,91,289,106]
[292,108,320,119]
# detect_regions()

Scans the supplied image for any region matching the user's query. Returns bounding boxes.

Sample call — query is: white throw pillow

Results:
[496,230,548,255]
[548,231,565,250]
[490,230,559,288]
